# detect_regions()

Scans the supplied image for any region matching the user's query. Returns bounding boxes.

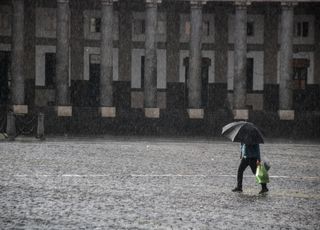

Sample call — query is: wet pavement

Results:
[0,137,319,229]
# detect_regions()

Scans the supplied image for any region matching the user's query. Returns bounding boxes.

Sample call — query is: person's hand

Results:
[256,160,261,165]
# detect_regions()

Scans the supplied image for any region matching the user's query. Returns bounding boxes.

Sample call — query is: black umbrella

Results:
[221,121,264,144]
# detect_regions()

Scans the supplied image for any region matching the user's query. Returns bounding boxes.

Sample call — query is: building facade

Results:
[0,0,319,137]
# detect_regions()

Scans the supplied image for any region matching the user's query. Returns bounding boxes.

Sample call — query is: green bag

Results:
[256,163,270,184]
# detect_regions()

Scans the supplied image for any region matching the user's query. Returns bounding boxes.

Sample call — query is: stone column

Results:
[214,5,229,110]
[278,2,295,120]
[144,0,161,118]
[56,0,72,116]
[263,5,279,111]
[11,0,28,114]
[188,0,205,119]
[233,2,248,120]
[100,0,116,117]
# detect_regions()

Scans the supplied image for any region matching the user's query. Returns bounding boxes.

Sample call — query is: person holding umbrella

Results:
[232,143,268,194]
[221,121,269,194]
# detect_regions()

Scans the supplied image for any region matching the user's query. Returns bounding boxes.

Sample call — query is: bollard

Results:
[6,111,16,141]
[37,112,45,140]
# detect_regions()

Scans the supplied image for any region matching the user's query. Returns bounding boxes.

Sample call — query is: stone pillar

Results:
[166,2,180,83]
[188,0,205,119]
[263,5,279,111]
[100,0,116,118]
[24,0,36,107]
[11,0,28,114]
[233,2,248,120]
[278,2,295,120]
[56,0,72,117]
[144,0,161,118]
[119,0,132,83]
[214,5,229,110]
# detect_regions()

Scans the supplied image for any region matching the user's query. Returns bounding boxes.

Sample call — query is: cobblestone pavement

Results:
[0,137,320,229]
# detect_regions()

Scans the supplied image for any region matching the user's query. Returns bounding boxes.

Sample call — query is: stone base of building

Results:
[187,109,204,119]
[100,107,116,118]
[145,108,160,118]
[56,106,72,117]
[14,107,319,138]
[278,110,295,120]
[233,109,248,120]
[13,105,28,114]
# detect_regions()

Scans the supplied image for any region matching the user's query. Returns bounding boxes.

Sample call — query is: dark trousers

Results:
[237,158,267,189]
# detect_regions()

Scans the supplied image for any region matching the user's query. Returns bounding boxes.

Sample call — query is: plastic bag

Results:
[256,163,270,184]
[264,161,271,171]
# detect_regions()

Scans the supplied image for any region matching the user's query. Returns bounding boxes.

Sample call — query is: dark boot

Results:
[232,187,243,192]
[259,184,269,194]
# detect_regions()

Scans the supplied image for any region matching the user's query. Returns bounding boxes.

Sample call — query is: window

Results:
[45,53,56,88]
[133,19,145,35]
[89,54,100,64]
[293,59,309,90]
[157,20,166,35]
[246,58,254,91]
[88,54,100,106]
[185,21,191,36]
[0,51,10,105]
[0,14,10,30]
[90,17,101,33]
[184,20,210,36]
[295,21,309,38]
[45,17,56,33]
[203,21,210,36]
[247,22,254,36]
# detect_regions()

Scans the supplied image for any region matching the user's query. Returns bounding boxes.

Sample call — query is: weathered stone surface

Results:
[233,3,247,110]
[0,138,319,229]
[279,4,294,110]
[56,106,72,117]
[100,1,114,107]
[144,108,160,118]
[11,0,25,105]
[187,108,204,119]
[56,0,70,106]
[188,2,202,108]
[233,109,248,120]
[13,105,28,114]
[100,107,116,118]
[278,109,295,120]
[144,2,158,108]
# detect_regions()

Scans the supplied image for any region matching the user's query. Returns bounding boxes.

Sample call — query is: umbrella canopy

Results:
[221,121,264,144]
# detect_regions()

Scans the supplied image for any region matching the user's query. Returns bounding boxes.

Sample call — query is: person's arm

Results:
[256,144,261,164]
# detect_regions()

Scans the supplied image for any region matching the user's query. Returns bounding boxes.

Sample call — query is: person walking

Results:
[232,143,269,194]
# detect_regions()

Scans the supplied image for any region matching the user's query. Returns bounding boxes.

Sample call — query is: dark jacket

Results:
[240,143,261,160]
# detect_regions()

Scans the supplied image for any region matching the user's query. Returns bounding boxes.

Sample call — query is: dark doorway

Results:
[183,57,211,108]
[0,51,10,105]
[88,54,100,107]
[45,53,56,88]
[292,58,309,111]
[246,58,254,92]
